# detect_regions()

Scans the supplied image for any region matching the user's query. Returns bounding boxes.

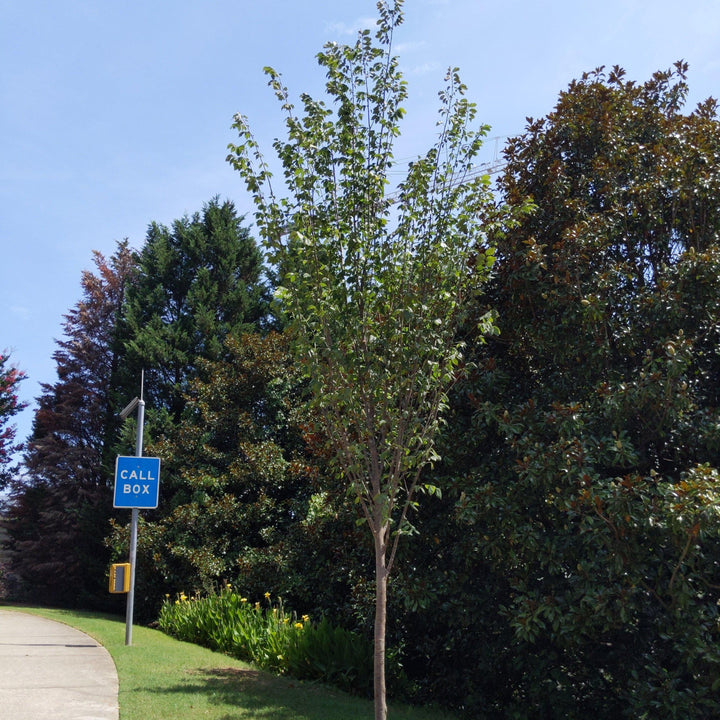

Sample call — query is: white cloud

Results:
[408,61,442,76]
[325,16,376,37]
[395,40,428,54]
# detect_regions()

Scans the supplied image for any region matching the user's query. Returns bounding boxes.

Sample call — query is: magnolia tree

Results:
[228,2,520,716]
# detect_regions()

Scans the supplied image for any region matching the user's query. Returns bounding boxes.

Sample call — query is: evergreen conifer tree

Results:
[117,197,271,424]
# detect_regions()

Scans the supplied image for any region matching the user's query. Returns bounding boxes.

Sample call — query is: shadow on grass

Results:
[144,665,373,720]
[0,604,123,623]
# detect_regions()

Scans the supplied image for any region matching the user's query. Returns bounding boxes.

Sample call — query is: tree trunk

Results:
[373,526,389,720]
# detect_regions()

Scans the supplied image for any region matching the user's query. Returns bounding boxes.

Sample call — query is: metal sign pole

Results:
[125,389,145,647]
[125,507,139,646]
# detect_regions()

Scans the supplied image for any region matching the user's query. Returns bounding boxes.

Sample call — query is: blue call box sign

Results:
[114,456,161,509]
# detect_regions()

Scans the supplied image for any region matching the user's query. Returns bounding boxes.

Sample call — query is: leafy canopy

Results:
[228,1,513,549]
[453,63,720,718]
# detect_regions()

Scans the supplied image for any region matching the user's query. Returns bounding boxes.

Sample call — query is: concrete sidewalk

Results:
[0,609,118,720]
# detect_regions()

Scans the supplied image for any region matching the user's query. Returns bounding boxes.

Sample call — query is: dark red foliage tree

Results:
[6,242,137,607]
[0,352,26,491]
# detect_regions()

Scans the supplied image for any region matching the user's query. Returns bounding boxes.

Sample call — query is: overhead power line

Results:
[385,156,507,205]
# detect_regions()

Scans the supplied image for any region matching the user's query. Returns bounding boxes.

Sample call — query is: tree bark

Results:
[374,526,389,720]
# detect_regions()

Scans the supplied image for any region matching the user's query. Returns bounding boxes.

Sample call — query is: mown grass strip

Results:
[4,606,458,720]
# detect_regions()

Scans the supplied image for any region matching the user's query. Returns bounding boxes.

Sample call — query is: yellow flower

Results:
[240,597,248,603]
[264,591,271,600]
[294,622,303,629]
[302,614,310,623]
[283,617,290,624]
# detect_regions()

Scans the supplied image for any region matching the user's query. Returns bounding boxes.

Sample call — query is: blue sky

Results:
[2,0,719,448]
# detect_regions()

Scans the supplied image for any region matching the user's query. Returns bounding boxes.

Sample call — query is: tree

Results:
[117,197,271,426]
[6,241,136,607]
[0,352,26,491]
[227,3,518,716]
[451,64,720,717]
[24,241,137,485]
[107,199,274,617]
[107,330,319,620]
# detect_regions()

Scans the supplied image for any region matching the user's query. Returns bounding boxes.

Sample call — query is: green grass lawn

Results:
[3,605,458,720]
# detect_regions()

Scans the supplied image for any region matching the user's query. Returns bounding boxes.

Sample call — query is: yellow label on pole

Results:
[109,563,131,593]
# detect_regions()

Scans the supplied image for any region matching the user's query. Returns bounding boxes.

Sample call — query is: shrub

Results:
[158,586,373,695]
